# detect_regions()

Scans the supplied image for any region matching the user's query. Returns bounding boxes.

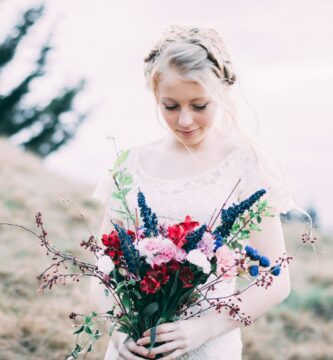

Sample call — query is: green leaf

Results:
[94,329,102,340]
[122,293,131,311]
[111,192,123,200]
[115,209,128,215]
[84,326,93,335]
[73,325,84,334]
[143,302,159,316]
[131,289,142,300]
[121,188,131,197]
[87,344,92,352]
[123,175,133,185]
[128,279,136,286]
[84,315,92,325]
[112,150,130,171]
[148,326,157,350]
[170,272,179,298]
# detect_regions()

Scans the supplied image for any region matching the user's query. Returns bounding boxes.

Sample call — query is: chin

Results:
[176,131,205,146]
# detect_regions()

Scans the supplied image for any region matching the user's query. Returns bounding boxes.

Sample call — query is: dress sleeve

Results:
[236,147,295,215]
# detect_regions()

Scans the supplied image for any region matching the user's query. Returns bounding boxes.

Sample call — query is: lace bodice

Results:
[92,143,294,360]
[93,144,294,225]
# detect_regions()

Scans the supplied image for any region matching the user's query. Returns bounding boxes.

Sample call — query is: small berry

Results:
[271,265,281,276]
[249,265,259,277]
[259,256,270,268]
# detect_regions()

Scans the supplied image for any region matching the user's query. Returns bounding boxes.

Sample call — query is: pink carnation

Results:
[197,232,216,260]
[135,236,186,266]
[215,245,239,280]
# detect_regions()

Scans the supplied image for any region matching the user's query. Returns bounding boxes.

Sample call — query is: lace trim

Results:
[132,144,246,184]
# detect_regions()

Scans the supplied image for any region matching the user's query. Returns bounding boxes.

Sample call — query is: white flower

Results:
[97,255,115,274]
[186,249,211,274]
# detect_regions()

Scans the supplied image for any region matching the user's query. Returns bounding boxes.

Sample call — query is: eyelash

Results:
[163,104,208,111]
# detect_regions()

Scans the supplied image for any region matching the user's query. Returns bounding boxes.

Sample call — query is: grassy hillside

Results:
[0,138,332,359]
[0,138,107,359]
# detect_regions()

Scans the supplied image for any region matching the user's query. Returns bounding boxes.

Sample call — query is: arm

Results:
[203,207,291,340]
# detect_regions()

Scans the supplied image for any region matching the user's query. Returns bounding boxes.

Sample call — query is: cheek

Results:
[196,112,215,128]
[161,109,177,127]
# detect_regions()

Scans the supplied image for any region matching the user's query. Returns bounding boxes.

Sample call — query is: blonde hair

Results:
[143,24,312,225]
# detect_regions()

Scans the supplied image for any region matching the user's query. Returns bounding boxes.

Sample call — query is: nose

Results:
[178,108,194,128]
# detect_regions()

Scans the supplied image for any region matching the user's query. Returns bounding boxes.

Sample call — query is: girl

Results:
[91,24,296,360]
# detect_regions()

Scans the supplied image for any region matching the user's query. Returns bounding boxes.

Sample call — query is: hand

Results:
[117,338,155,359]
[136,318,211,360]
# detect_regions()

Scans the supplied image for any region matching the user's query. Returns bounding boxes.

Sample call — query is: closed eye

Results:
[163,104,208,111]
[193,104,208,111]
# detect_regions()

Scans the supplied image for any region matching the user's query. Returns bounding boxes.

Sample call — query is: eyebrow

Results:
[161,97,208,101]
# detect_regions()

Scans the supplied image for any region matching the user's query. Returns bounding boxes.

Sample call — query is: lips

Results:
[177,129,200,136]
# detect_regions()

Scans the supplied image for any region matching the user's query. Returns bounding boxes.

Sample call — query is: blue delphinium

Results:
[213,189,266,239]
[114,223,140,275]
[137,190,158,237]
[183,225,207,253]
[271,265,281,276]
[249,265,259,277]
[214,233,224,251]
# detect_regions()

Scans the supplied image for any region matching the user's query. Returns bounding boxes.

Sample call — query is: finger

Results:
[143,322,177,337]
[158,349,183,360]
[137,331,177,346]
[118,346,142,360]
[127,341,152,358]
[148,340,184,356]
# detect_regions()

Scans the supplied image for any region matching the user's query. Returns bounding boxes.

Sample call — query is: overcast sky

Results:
[1,0,332,232]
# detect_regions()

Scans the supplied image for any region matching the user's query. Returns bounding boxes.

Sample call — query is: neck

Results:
[166,127,227,154]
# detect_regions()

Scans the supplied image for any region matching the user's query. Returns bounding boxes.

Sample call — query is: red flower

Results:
[126,230,136,242]
[167,259,181,273]
[106,248,123,265]
[179,215,199,233]
[140,276,161,294]
[102,231,120,248]
[167,216,199,248]
[147,264,170,285]
[168,224,187,248]
[179,266,194,288]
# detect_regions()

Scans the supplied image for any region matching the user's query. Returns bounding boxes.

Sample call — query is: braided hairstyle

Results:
[143,24,237,94]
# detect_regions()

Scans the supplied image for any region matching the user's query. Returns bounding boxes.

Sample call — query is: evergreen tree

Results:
[0,4,87,157]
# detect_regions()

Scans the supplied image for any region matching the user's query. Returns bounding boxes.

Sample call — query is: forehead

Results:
[157,71,209,102]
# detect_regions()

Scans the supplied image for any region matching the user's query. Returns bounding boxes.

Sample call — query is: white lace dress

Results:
[92,144,294,360]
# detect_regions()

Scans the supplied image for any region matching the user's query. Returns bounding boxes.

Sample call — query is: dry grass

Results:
[0,138,332,359]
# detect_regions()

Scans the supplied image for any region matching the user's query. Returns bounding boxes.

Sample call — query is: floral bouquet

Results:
[1,148,315,359]
[91,185,283,355]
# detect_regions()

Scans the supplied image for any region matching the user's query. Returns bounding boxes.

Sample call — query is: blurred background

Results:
[0,0,332,359]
